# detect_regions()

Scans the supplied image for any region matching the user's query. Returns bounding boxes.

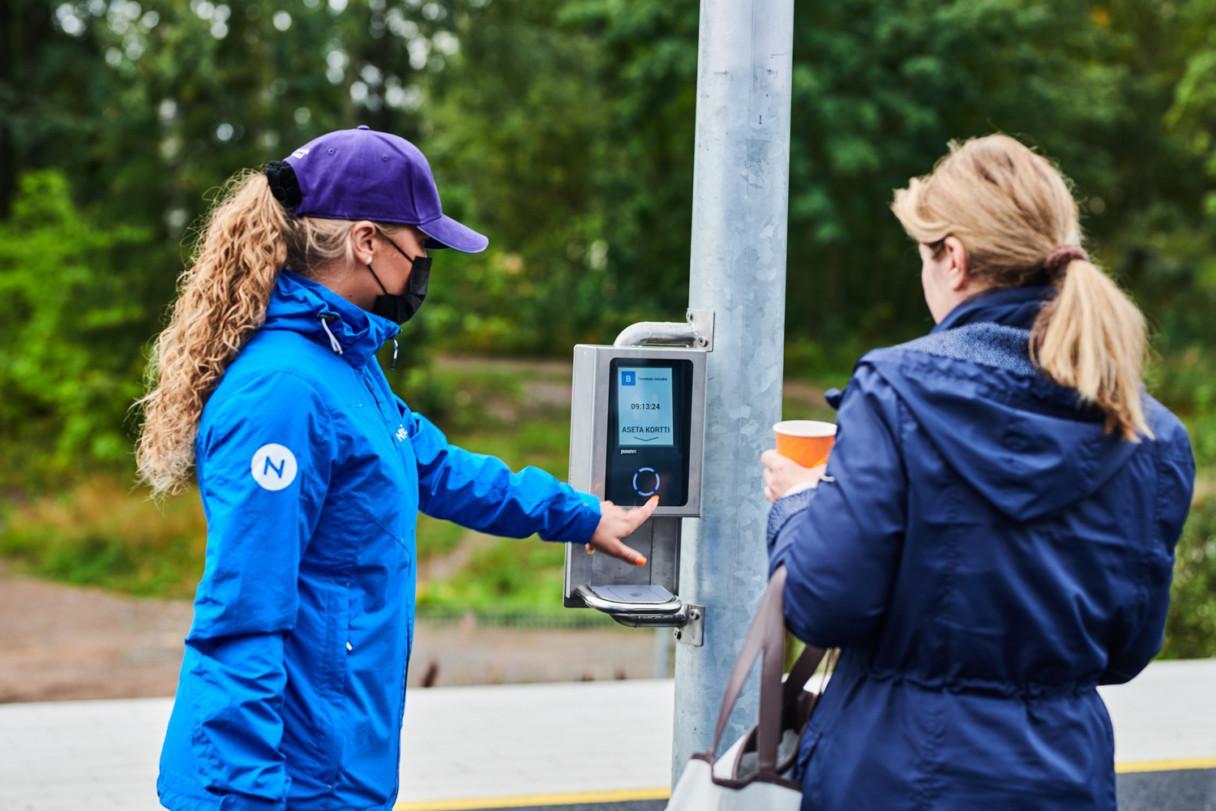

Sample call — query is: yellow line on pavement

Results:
[396,759,1216,809]
[1116,756,1216,774]
[395,787,670,810]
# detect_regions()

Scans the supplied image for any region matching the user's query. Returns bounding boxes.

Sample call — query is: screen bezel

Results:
[607,357,693,507]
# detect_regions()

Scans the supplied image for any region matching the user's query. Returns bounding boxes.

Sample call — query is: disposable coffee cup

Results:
[773,420,837,468]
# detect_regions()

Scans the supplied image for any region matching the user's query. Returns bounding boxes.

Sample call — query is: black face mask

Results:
[366,237,431,325]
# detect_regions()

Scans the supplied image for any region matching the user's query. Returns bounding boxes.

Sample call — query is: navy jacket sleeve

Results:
[768,362,908,648]
[1100,422,1196,684]
[187,372,335,809]
[396,395,601,543]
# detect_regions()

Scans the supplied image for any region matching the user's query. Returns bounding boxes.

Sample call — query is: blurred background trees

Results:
[1,0,1213,654]
[6,1,1213,362]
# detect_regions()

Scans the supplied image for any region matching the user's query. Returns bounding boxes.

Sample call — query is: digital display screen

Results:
[616,367,675,447]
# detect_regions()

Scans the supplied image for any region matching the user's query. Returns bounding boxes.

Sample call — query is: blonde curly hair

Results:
[135,170,399,497]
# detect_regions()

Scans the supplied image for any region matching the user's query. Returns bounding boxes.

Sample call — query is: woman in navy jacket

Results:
[136,127,655,810]
[762,134,1195,809]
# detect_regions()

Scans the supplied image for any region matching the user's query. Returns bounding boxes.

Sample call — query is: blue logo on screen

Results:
[621,370,636,386]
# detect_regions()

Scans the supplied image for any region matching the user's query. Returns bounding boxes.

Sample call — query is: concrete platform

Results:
[0,660,1212,810]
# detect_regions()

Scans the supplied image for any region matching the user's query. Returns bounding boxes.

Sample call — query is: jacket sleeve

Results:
[186,373,335,809]
[396,395,601,543]
[767,362,908,648]
[1100,424,1196,684]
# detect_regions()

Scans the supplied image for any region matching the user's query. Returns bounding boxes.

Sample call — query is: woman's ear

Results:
[943,236,970,292]
[350,221,379,265]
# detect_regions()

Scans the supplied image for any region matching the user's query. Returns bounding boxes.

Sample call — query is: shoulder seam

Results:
[211,368,343,424]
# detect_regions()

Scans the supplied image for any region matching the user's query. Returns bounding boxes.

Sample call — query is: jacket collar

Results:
[261,269,399,368]
[932,285,1054,334]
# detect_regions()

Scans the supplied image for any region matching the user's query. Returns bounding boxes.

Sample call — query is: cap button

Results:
[356,124,369,130]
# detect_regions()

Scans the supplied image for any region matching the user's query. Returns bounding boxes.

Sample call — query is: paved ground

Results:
[0,661,1213,810]
[0,682,673,811]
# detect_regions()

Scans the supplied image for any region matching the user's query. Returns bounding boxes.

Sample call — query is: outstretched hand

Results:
[585,496,659,566]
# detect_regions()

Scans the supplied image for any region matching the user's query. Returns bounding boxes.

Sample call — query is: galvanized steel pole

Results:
[672,0,795,781]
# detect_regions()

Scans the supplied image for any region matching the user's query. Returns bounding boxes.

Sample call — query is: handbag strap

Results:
[709,566,826,775]
[784,640,827,706]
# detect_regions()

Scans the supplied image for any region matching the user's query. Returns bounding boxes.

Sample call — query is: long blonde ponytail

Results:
[891,134,1151,441]
[1030,256,1149,440]
[135,171,289,496]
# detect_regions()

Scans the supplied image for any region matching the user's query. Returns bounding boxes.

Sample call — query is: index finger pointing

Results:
[627,495,660,533]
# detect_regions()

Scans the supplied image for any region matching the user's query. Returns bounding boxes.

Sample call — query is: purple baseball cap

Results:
[283,125,488,253]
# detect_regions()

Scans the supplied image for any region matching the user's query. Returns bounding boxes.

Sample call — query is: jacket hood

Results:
[872,287,1141,521]
[261,269,399,368]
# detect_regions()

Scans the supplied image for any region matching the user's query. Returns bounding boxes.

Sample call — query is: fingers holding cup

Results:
[764,420,836,501]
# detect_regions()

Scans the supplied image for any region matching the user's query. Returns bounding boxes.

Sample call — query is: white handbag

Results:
[667,567,829,810]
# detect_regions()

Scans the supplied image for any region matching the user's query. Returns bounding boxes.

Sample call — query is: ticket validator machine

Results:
[564,313,712,642]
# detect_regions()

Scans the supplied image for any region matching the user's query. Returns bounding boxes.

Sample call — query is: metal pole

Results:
[672,0,795,782]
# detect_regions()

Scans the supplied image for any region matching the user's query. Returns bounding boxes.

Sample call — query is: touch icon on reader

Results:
[632,467,661,497]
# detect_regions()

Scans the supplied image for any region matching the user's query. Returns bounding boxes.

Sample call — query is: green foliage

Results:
[1165,0,1216,216]
[0,359,578,618]
[415,514,467,561]
[0,0,1214,648]
[1163,486,1216,658]
[2,357,1214,653]
[784,0,1129,343]
[1148,348,1216,469]
[0,475,206,597]
[417,535,568,615]
[0,471,486,595]
[417,0,1216,354]
[4,0,1214,432]
[0,171,148,479]
[3,0,1213,353]
[419,0,696,351]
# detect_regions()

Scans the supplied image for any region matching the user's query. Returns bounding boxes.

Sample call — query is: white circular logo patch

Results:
[250,443,298,491]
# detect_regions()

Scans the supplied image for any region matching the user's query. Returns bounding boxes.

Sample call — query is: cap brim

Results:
[417,214,489,253]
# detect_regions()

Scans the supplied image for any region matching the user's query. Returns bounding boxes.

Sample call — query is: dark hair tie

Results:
[1043,245,1088,274]
[263,160,302,213]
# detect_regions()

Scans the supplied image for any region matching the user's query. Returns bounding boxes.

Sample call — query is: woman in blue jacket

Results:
[762,134,1195,809]
[136,126,655,811]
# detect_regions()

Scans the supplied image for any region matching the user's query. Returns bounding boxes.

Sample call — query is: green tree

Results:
[0,171,148,479]
[418,0,1216,357]
[1164,493,1216,658]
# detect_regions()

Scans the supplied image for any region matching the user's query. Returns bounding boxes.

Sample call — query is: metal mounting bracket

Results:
[673,604,704,647]
[686,309,715,352]
[613,310,715,350]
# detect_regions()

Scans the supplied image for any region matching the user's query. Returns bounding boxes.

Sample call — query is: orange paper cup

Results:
[773,420,837,469]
